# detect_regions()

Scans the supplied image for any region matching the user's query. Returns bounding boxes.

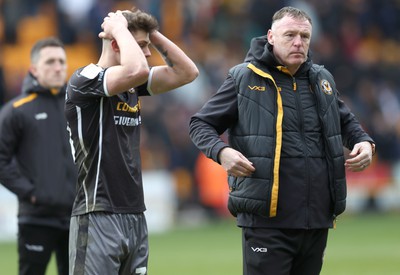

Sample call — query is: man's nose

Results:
[293,35,303,45]
[143,47,151,58]
[54,61,65,70]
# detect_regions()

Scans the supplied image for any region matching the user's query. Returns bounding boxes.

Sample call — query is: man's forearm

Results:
[149,31,199,93]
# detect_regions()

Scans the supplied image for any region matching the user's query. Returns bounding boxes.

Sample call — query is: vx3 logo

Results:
[251,247,268,253]
[248,85,266,91]
[35,112,48,120]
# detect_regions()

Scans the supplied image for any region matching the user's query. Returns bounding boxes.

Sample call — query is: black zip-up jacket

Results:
[189,36,374,229]
[0,73,77,229]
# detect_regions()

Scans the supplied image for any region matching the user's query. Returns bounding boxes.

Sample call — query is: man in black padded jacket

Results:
[189,6,375,275]
[0,37,76,275]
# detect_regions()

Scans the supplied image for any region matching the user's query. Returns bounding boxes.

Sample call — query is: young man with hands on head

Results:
[65,8,198,275]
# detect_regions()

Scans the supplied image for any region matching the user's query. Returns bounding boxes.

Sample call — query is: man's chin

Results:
[51,81,65,88]
[288,57,306,66]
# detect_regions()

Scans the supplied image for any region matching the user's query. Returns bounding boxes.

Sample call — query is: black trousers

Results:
[18,224,69,275]
[242,227,328,275]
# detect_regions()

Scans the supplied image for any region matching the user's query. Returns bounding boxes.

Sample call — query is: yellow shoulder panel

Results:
[13,94,38,108]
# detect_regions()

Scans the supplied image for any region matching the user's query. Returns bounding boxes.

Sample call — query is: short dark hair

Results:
[272,6,312,26]
[122,8,159,34]
[30,37,64,64]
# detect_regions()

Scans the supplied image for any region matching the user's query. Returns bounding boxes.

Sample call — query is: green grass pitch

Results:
[0,212,398,274]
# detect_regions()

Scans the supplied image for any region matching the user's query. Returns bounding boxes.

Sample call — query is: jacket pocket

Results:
[228,178,272,217]
[333,178,347,216]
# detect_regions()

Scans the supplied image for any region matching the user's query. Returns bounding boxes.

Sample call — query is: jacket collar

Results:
[21,73,64,97]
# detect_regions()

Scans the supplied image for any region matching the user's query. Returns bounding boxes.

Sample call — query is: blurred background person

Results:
[0,37,77,275]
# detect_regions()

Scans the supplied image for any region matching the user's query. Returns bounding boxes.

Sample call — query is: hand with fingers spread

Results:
[98,10,128,40]
[345,141,374,172]
[219,147,256,177]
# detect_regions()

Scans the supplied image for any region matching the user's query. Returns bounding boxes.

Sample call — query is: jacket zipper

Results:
[293,76,311,229]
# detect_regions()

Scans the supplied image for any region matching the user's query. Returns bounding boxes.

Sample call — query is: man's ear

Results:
[29,65,38,78]
[111,40,120,52]
[267,29,274,45]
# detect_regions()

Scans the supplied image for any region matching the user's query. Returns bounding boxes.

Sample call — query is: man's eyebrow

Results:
[138,40,151,45]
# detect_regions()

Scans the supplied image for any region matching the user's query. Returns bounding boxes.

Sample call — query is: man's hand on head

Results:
[98,10,128,40]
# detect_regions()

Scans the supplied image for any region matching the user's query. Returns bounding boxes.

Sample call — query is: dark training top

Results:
[65,64,150,216]
[0,73,76,229]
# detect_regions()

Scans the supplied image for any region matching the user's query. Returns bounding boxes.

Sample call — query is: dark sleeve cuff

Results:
[211,141,230,164]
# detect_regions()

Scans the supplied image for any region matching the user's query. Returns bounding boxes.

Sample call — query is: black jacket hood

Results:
[244,35,313,74]
[21,72,65,96]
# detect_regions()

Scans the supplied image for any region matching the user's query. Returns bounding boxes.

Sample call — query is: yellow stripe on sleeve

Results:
[13,94,38,108]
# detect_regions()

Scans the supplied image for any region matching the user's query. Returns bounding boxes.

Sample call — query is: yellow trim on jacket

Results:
[247,63,282,218]
[13,94,38,108]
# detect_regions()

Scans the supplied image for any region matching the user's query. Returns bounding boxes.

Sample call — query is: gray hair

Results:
[271,6,312,26]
